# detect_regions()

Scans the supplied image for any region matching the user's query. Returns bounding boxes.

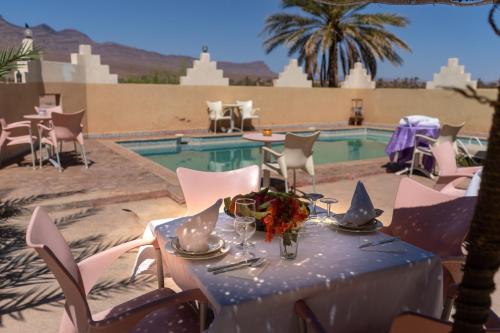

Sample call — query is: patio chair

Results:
[35,105,63,115]
[457,136,487,163]
[38,110,89,171]
[236,100,260,131]
[176,165,260,215]
[26,206,210,333]
[382,177,476,320]
[409,122,464,177]
[389,311,500,333]
[207,101,232,133]
[431,141,482,190]
[0,118,37,168]
[261,131,320,193]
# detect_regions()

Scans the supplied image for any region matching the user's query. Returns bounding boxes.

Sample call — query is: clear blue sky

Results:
[1,0,499,81]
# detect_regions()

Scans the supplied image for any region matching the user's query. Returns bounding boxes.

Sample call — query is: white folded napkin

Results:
[341,181,377,226]
[176,199,222,253]
[465,170,482,197]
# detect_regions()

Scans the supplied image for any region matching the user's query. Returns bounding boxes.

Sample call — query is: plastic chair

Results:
[409,122,464,178]
[236,100,260,131]
[383,177,476,320]
[431,141,482,190]
[389,311,500,333]
[26,206,210,333]
[0,118,37,168]
[207,101,232,133]
[261,131,320,193]
[38,110,89,171]
[177,165,260,215]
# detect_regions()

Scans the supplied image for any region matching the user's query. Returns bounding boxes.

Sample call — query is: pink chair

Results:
[0,118,37,168]
[176,165,260,215]
[389,311,500,333]
[383,177,476,320]
[431,141,482,190]
[38,110,89,171]
[26,206,209,333]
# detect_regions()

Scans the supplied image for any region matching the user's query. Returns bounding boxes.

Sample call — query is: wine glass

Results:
[320,197,338,224]
[305,193,324,223]
[234,198,256,258]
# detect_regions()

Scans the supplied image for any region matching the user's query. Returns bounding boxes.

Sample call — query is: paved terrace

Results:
[0,137,498,332]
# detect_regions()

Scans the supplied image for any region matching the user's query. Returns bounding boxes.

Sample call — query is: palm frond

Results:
[0,44,40,78]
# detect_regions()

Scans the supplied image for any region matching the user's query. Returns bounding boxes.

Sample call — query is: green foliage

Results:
[229,76,274,86]
[0,44,40,78]
[119,69,183,84]
[376,77,425,88]
[262,1,410,87]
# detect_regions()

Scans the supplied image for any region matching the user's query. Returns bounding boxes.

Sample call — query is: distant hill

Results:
[0,15,277,81]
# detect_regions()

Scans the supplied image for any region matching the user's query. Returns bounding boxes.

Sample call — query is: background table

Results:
[154,214,443,333]
[243,133,286,188]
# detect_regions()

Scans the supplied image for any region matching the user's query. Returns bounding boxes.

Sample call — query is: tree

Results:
[0,44,39,79]
[262,0,411,87]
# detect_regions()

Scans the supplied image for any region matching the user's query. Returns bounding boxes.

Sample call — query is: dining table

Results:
[243,133,286,188]
[152,213,443,333]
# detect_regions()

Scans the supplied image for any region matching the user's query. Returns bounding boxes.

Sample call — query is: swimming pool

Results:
[119,128,392,172]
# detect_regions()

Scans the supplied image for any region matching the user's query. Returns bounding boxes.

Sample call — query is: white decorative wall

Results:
[426,58,477,90]
[340,62,375,89]
[26,44,118,84]
[273,59,312,88]
[180,52,229,86]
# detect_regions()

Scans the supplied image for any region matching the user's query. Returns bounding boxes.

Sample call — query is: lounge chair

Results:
[26,206,209,333]
[236,100,260,131]
[38,110,89,171]
[409,122,464,177]
[207,101,232,133]
[176,165,260,215]
[261,131,320,193]
[457,136,487,162]
[431,141,482,190]
[0,118,37,168]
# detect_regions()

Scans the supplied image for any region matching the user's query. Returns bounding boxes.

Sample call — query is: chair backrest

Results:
[51,110,85,141]
[431,141,458,175]
[35,105,63,115]
[177,165,260,215]
[0,118,8,147]
[26,207,91,331]
[206,101,223,120]
[236,100,253,117]
[283,131,320,168]
[437,122,464,145]
[387,178,475,257]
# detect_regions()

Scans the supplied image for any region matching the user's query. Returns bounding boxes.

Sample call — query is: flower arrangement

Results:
[224,188,309,242]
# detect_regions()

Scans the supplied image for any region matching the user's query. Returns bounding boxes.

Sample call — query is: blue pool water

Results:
[119,129,392,172]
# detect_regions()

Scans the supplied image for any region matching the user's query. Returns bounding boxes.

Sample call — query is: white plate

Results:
[171,235,225,255]
[166,238,231,260]
[331,214,383,233]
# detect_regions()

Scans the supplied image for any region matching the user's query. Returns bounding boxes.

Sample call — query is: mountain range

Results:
[0,15,277,81]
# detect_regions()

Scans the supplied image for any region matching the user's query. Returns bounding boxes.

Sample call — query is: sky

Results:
[1,0,499,81]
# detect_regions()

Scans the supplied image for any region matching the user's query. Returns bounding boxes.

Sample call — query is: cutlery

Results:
[207,257,260,272]
[213,258,266,275]
[359,237,399,249]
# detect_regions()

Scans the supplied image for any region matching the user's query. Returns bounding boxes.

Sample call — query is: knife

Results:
[359,237,399,249]
[207,257,260,272]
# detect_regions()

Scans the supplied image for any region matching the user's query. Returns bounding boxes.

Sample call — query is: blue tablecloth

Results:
[385,125,440,169]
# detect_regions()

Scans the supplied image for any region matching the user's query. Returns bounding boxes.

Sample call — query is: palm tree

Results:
[0,44,39,79]
[262,0,411,87]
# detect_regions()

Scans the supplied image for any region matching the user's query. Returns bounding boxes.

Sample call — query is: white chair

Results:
[457,137,487,163]
[207,101,232,133]
[261,131,320,193]
[236,100,260,131]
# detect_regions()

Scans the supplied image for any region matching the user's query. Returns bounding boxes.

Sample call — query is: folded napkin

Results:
[341,181,377,226]
[176,199,222,253]
[399,115,440,127]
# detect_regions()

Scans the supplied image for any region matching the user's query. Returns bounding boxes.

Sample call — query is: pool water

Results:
[121,130,391,172]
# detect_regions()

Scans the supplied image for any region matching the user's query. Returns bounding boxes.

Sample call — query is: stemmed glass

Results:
[305,193,324,223]
[234,198,256,258]
[320,197,338,224]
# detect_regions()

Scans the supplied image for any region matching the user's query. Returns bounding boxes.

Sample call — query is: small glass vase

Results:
[279,231,299,260]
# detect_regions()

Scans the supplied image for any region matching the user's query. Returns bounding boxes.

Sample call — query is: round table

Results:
[243,133,286,188]
[23,114,52,121]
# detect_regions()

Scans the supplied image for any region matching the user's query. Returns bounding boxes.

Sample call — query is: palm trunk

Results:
[452,85,500,332]
[328,37,339,88]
